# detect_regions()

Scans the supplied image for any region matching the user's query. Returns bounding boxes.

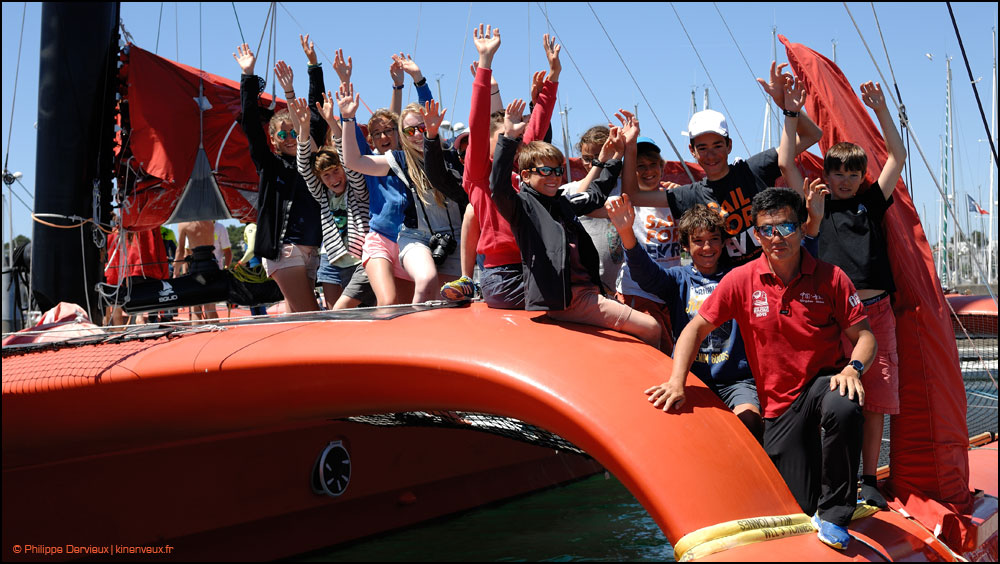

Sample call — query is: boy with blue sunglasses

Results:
[490,100,660,347]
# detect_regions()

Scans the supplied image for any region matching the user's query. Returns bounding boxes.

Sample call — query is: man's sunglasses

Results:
[275,129,298,140]
[525,166,564,177]
[755,222,798,238]
[402,124,427,136]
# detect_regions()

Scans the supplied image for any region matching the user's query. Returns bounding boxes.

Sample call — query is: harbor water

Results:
[304,473,674,562]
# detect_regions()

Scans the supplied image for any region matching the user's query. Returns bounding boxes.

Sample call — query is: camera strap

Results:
[385,151,454,237]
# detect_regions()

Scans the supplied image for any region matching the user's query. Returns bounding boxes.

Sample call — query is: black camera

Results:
[428,232,457,265]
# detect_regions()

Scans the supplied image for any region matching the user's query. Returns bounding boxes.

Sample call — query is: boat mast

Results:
[989,27,997,283]
[943,57,955,287]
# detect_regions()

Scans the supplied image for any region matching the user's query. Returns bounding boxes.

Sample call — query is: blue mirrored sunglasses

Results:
[276,129,298,140]
[526,166,564,177]
[756,222,798,238]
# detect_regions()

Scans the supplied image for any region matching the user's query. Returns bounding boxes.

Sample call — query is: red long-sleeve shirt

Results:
[462,68,557,268]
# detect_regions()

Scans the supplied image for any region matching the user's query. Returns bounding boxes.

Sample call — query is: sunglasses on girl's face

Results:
[525,166,564,177]
[755,222,798,238]
[275,129,298,140]
[370,127,395,139]
[402,124,426,136]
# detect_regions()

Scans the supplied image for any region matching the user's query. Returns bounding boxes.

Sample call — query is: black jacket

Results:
[489,135,622,311]
[240,73,322,260]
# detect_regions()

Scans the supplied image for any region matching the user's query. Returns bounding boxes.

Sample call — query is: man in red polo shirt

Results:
[646,187,876,551]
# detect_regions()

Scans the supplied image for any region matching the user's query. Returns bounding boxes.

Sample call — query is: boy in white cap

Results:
[626,63,822,267]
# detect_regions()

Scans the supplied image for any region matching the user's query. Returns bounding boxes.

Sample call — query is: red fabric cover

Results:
[781,34,974,546]
[1,302,104,346]
[121,45,284,229]
[104,228,169,284]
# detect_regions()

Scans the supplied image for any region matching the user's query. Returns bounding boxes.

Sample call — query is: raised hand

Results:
[389,57,405,86]
[605,194,636,234]
[757,61,793,108]
[274,60,295,95]
[233,43,256,76]
[503,99,528,139]
[473,23,501,69]
[333,48,353,83]
[530,70,546,104]
[299,34,317,65]
[420,100,448,139]
[336,82,360,119]
[393,53,424,82]
[542,33,562,82]
[599,126,625,161]
[860,81,886,112]
[286,97,311,135]
[802,176,829,236]
[615,109,640,145]
[318,91,342,138]
[784,76,807,113]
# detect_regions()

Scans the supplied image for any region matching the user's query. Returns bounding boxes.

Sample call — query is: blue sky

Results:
[2,2,997,247]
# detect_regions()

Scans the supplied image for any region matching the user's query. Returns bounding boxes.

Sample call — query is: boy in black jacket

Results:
[490,100,660,347]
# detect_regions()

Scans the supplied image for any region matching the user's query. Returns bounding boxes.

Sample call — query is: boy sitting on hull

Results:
[648,187,876,550]
[625,63,823,267]
[490,99,660,348]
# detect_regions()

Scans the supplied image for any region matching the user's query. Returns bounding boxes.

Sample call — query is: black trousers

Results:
[763,375,863,526]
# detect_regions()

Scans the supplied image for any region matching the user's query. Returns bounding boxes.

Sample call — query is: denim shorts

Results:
[317,253,361,287]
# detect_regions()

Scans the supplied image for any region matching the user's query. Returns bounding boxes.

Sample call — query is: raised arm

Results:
[389,57,405,116]
[607,194,679,301]
[235,44,275,170]
[470,61,503,113]
[523,34,560,144]
[778,76,807,197]
[395,53,433,103]
[289,97,326,202]
[567,127,624,215]
[490,99,527,221]
[332,48,353,85]
[337,82,391,177]
[465,24,502,189]
[861,81,906,199]
[422,100,468,206]
[757,61,822,154]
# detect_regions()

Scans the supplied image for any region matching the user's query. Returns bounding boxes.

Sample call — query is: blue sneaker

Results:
[440,275,478,302]
[812,513,850,550]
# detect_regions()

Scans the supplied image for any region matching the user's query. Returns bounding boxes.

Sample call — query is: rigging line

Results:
[534,2,611,122]
[586,2,695,182]
[255,1,272,56]
[450,2,473,127]
[947,2,999,168]
[843,3,997,304]
[231,2,246,45]
[869,3,903,104]
[155,2,163,54]
[13,177,35,203]
[7,185,32,214]
[4,2,27,172]
[670,2,751,156]
[713,3,782,135]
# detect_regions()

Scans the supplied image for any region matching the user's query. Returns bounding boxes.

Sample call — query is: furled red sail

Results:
[118,45,286,230]
[781,35,975,547]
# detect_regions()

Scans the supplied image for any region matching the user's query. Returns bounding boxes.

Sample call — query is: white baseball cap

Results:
[685,109,729,139]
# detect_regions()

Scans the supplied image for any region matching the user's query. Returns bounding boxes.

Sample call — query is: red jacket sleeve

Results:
[463,68,494,194]
[524,80,557,144]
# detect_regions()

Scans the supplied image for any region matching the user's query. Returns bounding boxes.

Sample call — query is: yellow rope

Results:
[673,505,885,561]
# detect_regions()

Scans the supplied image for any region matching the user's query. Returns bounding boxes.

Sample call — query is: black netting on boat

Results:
[342,412,588,456]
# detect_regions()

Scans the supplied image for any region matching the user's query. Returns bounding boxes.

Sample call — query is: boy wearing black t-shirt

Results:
[625,62,822,267]
[779,78,907,510]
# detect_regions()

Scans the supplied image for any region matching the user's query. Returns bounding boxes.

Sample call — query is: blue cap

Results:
[636,136,661,152]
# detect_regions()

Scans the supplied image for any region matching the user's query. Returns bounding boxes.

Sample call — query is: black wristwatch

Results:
[848,360,864,375]
[590,158,610,169]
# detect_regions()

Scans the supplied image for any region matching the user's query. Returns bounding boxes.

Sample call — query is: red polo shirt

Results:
[698,251,867,418]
